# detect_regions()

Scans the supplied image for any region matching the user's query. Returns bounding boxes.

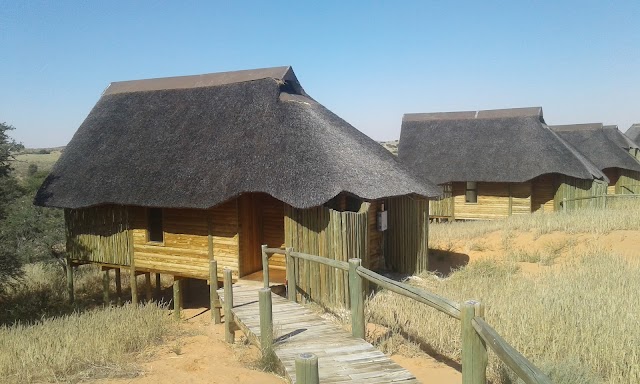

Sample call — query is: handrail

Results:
[290,251,350,271]
[355,266,461,320]
[561,193,640,205]
[263,247,286,255]
[472,317,552,384]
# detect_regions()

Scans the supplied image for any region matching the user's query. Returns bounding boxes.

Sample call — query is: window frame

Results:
[146,208,164,244]
[465,181,478,204]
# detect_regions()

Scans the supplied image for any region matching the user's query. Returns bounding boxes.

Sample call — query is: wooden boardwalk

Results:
[219,283,419,383]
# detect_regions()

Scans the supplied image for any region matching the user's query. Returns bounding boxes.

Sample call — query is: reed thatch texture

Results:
[35,66,439,210]
[626,123,640,146]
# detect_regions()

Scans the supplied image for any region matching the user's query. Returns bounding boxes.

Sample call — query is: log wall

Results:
[531,174,556,213]
[451,182,532,220]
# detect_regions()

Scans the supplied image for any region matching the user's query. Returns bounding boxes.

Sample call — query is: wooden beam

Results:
[210,260,221,324]
[155,273,161,298]
[115,268,122,306]
[145,272,152,301]
[102,268,110,306]
[461,300,487,384]
[66,257,74,304]
[173,277,182,321]
[224,268,235,343]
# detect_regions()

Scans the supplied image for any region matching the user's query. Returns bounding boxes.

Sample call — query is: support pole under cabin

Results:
[66,257,74,304]
[348,258,365,339]
[210,260,222,324]
[115,268,122,306]
[223,268,235,343]
[144,272,152,301]
[461,300,487,384]
[130,264,138,305]
[173,277,182,321]
[102,267,110,306]
[155,273,161,298]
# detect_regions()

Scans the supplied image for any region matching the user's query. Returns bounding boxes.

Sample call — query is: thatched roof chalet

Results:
[551,123,640,174]
[36,66,439,210]
[626,123,640,146]
[399,107,606,185]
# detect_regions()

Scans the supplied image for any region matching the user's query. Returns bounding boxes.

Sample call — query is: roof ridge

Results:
[103,66,295,96]
[550,123,604,132]
[403,107,543,122]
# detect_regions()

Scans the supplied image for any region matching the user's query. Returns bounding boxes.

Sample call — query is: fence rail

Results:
[561,193,640,211]
[259,245,552,384]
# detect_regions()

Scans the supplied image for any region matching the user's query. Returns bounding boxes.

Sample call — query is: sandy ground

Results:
[104,228,639,384]
[102,307,462,384]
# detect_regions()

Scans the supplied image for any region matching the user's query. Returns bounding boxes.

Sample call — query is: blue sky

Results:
[1,1,638,147]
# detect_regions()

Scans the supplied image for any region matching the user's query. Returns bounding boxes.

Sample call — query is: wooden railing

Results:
[560,193,640,211]
[260,245,552,384]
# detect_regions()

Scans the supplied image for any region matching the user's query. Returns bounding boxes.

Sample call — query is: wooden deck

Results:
[218,283,419,383]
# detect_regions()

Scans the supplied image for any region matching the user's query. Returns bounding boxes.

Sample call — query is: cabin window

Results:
[465,182,478,204]
[147,208,164,243]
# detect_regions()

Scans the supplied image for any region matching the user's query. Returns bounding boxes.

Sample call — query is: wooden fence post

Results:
[210,260,222,324]
[66,257,74,304]
[461,300,487,384]
[102,268,110,306]
[115,268,122,306]
[261,244,270,289]
[173,277,182,321]
[286,247,296,302]
[259,288,274,358]
[144,272,152,301]
[348,258,365,339]
[295,353,319,384]
[223,268,235,343]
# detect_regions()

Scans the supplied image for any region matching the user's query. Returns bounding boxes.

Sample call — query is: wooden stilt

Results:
[210,260,222,324]
[223,268,235,343]
[155,273,161,298]
[66,257,74,304]
[144,272,152,301]
[173,277,182,321]
[102,268,110,306]
[130,264,138,305]
[115,268,122,306]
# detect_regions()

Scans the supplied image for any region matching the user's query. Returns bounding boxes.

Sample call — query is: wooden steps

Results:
[219,284,419,383]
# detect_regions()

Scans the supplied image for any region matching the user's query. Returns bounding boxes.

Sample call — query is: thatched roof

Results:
[626,123,640,145]
[551,124,640,173]
[36,66,440,209]
[398,107,607,184]
[603,125,639,150]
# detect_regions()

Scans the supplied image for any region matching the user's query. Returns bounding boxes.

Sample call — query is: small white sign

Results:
[377,211,388,231]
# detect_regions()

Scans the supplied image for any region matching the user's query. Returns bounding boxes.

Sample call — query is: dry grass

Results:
[0,263,177,383]
[368,200,640,384]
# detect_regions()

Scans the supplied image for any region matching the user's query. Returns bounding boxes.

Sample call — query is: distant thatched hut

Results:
[35,67,440,304]
[398,107,608,220]
[551,124,640,194]
[626,123,640,147]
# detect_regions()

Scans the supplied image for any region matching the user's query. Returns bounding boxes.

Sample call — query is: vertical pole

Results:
[295,353,319,384]
[130,265,138,305]
[102,268,110,306]
[348,258,365,339]
[144,272,152,302]
[259,288,273,358]
[66,257,74,304]
[223,268,235,343]
[562,197,567,213]
[115,268,122,306]
[173,277,182,321]
[155,273,161,298]
[286,247,296,302]
[261,244,270,289]
[461,300,487,384]
[210,260,222,324]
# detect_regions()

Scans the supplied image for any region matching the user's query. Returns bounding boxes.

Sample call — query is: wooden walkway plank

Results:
[219,283,419,383]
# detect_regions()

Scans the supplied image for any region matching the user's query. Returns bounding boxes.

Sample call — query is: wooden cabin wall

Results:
[366,200,384,270]
[385,196,429,274]
[284,202,368,308]
[65,205,132,265]
[531,175,557,213]
[555,176,608,210]
[261,194,286,270]
[617,169,640,194]
[451,182,531,220]
[429,183,454,218]
[238,194,262,276]
[130,200,240,280]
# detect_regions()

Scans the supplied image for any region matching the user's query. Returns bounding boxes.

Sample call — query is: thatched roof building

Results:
[551,123,640,194]
[36,66,438,209]
[398,107,608,219]
[626,123,640,146]
[37,67,439,309]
